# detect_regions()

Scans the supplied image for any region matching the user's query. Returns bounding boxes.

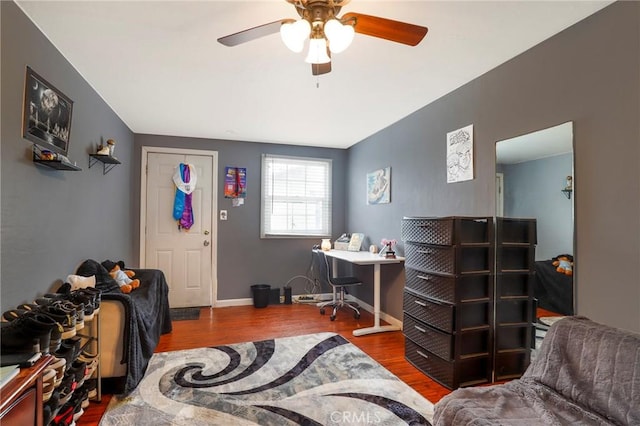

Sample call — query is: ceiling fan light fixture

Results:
[324,19,354,53]
[305,38,331,64]
[280,19,311,53]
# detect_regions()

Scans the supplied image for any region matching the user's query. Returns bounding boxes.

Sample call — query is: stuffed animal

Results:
[552,255,573,276]
[102,260,140,293]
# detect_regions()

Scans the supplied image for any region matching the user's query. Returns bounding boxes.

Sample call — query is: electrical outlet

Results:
[220,210,228,221]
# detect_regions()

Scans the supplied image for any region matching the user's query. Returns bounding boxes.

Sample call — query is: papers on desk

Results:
[0,365,19,388]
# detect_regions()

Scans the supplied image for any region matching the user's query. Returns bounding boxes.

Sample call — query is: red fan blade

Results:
[218,19,294,47]
[341,12,428,46]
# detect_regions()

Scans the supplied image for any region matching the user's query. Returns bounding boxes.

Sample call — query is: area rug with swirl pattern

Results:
[99,332,434,425]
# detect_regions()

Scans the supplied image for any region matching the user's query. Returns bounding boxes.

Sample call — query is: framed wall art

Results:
[367,167,391,205]
[446,124,474,183]
[22,66,74,155]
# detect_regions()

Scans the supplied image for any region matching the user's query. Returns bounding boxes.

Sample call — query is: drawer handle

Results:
[417,275,431,281]
[414,300,427,307]
[414,325,427,333]
[416,350,429,359]
[417,249,433,255]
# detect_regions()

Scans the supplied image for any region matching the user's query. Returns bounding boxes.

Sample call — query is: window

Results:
[261,154,332,238]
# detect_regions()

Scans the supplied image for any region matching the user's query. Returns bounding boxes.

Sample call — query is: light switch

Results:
[220,210,228,221]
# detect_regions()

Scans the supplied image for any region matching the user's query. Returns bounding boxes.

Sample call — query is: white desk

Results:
[323,250,404,336]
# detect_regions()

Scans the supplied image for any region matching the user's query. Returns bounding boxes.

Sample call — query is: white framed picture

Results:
[367,167,391,204]
[446,124,474,183]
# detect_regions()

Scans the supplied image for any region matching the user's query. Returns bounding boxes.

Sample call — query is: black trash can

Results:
[251,284,271,308]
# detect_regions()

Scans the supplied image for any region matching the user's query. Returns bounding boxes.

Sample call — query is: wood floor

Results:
[77,304,452,425]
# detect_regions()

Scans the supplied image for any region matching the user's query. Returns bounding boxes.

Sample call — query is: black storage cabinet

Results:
[401,216,494,389]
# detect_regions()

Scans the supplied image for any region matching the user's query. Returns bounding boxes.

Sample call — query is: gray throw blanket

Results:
[434,316,640,425]
[76,260,172,394]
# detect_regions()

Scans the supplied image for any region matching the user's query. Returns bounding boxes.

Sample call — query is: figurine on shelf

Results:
[380,238,397,258]
[107,139,116,156]
[39,149,56,161]
[97,144,110,155]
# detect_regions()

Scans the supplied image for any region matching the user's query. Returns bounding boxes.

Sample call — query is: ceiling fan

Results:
[217,0,428,76]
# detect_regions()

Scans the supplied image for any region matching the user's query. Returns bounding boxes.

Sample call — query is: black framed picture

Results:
[22,66,74,155]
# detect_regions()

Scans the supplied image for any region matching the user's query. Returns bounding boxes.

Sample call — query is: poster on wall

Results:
[367,167,391,205]
[22,66,74,155]
[224,166,246,206]
[446,124,474,183]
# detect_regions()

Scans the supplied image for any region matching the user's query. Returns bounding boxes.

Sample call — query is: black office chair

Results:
[312,249,361,321]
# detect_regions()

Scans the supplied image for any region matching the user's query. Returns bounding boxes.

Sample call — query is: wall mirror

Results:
[496,121,575,316]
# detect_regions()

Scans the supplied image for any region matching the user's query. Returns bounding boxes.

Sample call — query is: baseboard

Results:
[213,295,403,330]
[348,296,403,330]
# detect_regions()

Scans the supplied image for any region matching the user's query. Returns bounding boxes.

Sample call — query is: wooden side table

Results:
[0,355,52,426]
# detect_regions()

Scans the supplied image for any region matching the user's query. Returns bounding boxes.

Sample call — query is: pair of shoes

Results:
[18,302,76,342]
[47,355,67,388]
[57,371,77,407]
[54,336,82,373]
[55,286,102,318]
[68,359,87,388]
[51,401,74,426]
[0,311,62,355]
[83,378,98,399]
[77,350,98,379]
[43,367,57,402]
[35,297,84,332]
[68,385,89,421]
[44,388,61,425]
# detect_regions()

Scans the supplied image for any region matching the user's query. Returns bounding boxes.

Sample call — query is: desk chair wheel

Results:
[330,314,336,321]
[354,312,360,319]
[320,308,326,315]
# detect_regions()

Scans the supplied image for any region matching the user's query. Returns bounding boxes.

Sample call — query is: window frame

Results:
[260,153,332,239]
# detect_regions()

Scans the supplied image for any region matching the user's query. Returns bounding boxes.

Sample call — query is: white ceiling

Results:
[496,121,573,165]
[16,1,612,149]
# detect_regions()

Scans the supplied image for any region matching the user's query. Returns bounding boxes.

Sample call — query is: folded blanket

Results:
[76,259,172,394]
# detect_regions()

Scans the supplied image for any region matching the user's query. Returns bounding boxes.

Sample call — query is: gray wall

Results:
[1,1,135,309]
[346,1,640,332]
[2,1,639,333]
[133,135,347,300]
[503,153,573,260]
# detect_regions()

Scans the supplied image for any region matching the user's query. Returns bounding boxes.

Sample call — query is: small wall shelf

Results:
[32,147,82,171]
[561,188,573,199]
[89,154,121,175]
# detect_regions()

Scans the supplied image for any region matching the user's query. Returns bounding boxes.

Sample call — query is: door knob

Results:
[204,230,210,235]
[204,240,210,246]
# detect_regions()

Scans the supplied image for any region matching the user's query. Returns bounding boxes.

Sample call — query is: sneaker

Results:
[68,291,95,322]
[43,367,57,402]
[36,298,84,332]
[38,303,76,339]
[83,378,98,399]
[48,355,67,387]
[52,402,74,426]
[57,372,77,406]
[44,388,61,425]
[77,350,98,374]
[0,315,43,354]
[1,308,27,322]
[53,342,75,375]
[77,288,101,315]
[68,359,87,388]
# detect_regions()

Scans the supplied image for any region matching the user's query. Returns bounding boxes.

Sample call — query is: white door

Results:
[142,148,217,308]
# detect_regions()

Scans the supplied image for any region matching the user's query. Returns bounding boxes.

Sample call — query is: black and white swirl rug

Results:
[100,332,434,425]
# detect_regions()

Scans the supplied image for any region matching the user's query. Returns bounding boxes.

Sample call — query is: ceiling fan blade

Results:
[341,12,428,46]
[218,19,294,47]
[311,62,332,76]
